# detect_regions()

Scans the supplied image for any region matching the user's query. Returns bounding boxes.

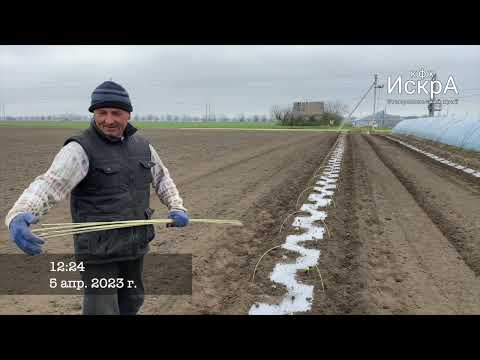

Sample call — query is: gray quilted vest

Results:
[64,120,156,264]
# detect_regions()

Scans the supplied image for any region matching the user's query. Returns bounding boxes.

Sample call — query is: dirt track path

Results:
[390,134,480,170]
[0,129,337,314]
[311,134,480,314]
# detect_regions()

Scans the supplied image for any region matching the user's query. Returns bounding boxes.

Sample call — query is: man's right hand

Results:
[8,213,45,256]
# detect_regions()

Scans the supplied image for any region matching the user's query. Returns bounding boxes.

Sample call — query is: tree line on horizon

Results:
[1,113,275,123]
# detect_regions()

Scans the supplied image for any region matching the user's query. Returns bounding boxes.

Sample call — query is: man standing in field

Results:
[4,80,189,315]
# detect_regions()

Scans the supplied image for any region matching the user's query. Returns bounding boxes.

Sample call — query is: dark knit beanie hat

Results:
[88,80,133,113]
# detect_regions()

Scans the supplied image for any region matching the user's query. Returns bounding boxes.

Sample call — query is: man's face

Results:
[94,108,130,138]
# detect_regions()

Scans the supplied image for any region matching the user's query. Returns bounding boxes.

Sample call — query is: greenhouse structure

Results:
[392,116,480,152]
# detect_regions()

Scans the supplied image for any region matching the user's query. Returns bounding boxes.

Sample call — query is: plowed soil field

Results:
[1,129,479,314]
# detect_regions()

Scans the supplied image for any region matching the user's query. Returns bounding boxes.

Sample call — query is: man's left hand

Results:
[167,210,189,228]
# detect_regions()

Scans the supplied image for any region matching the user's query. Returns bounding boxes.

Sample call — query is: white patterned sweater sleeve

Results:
[149,144,187,213]
[5,141,187,229]
[4,141,89,229]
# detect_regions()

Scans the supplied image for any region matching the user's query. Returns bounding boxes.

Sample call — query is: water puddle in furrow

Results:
[249,136,346,315]
[387,136,480,178]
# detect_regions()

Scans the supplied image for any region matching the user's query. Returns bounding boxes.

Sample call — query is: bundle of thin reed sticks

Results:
[31,218,243,239]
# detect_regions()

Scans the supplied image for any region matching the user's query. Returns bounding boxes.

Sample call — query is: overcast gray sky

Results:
[1,45,479,118]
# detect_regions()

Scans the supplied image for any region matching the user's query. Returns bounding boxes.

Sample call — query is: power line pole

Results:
[428,73,440,117]
[432,73,437,116]
[383,103,387,128]
[373,74,384,129]
[373,74,378,121]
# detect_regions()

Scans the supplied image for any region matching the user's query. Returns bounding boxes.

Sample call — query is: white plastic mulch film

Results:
[392,116,480,152]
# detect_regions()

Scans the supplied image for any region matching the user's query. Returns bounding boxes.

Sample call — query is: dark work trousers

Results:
[80,256,145,315]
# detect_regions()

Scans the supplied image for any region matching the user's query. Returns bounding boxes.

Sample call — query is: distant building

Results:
[292,101,325,117]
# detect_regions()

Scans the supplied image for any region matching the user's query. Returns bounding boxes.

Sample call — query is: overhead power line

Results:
[346,81,375,120]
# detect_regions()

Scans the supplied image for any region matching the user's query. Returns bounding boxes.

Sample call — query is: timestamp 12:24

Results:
[50,261,85,272]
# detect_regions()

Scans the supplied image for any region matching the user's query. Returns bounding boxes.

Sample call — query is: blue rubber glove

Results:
[167,210,189,228]
[8,213,44,256]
